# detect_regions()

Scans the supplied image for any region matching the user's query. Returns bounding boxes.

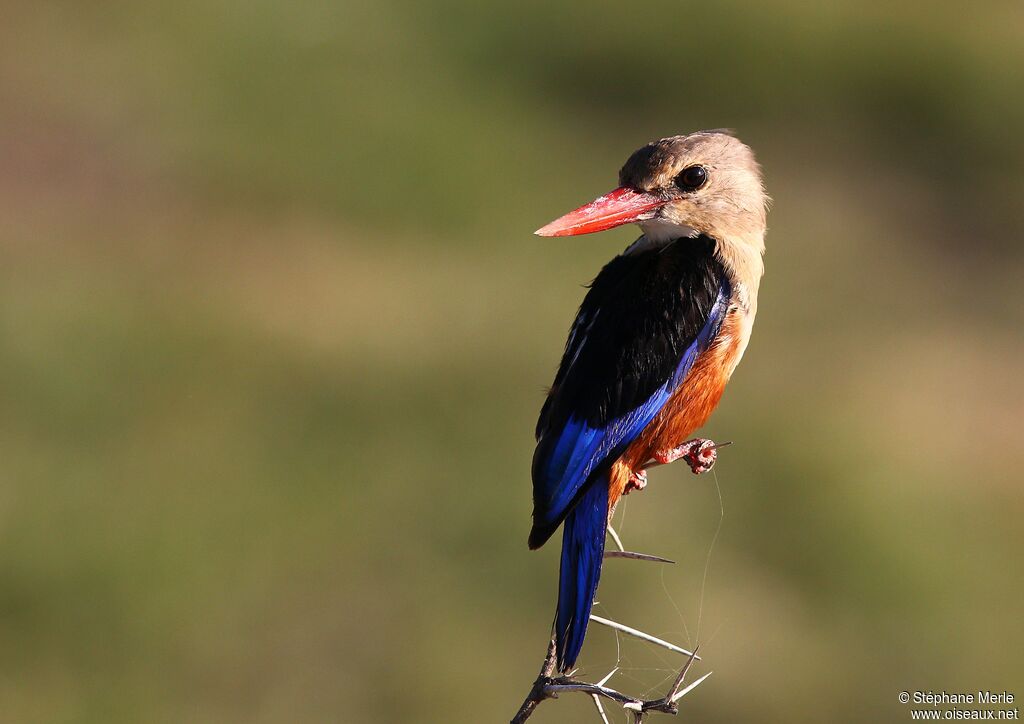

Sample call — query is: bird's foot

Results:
[653,438,723,475]
[623,468,648,495]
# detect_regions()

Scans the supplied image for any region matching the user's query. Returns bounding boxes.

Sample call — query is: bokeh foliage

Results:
[1,1,1022,722]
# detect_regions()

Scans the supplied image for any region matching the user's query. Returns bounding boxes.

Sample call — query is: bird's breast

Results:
[641,306,748,452]
[607,307,750,502]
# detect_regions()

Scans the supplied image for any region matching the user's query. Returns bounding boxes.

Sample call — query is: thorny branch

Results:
[510,527,712,723]
[510,635,709,723]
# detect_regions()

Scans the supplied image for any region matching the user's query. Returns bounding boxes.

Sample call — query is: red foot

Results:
[623,468,647,495]
[654,438,719,474]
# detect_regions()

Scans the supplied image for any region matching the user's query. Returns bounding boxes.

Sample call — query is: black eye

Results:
[676,165,708,191]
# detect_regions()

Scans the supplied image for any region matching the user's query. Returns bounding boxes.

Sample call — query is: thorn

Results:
[596,667,618,687]
[589,615,700,659]
[604,551,675,564]
[606,525,625,552]
[667,645,700,700]
[671,671,713,703]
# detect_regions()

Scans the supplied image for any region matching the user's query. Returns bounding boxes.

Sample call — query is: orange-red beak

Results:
[534,187,666,237]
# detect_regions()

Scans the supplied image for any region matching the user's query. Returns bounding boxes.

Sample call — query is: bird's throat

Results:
[625,220,699,255]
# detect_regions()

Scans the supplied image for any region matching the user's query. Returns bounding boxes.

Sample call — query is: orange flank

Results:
[608,310,744,508]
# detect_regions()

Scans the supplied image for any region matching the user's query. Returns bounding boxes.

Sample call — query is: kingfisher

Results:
[530,130,768,673]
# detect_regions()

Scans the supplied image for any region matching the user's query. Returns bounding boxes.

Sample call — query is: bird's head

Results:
[536,130,768,264]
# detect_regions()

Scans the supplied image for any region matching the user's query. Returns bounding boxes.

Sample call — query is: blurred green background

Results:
[1,2,1022,722]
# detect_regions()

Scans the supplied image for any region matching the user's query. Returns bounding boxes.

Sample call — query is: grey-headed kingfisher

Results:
[530,130,768,672]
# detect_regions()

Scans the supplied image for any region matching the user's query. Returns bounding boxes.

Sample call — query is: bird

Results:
[530,130,768,673]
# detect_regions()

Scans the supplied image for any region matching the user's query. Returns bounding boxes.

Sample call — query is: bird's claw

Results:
[623,468,648,495]
[654,438,719,475]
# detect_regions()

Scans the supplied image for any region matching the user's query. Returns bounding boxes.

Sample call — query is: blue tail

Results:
[555,480,609,672]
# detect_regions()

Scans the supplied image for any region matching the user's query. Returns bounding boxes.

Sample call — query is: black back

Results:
[536,235,725,437]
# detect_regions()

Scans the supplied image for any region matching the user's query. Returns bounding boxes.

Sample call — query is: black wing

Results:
[530,235,729,548]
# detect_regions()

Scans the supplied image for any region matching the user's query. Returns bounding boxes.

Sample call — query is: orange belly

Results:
[608,309,745,504]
